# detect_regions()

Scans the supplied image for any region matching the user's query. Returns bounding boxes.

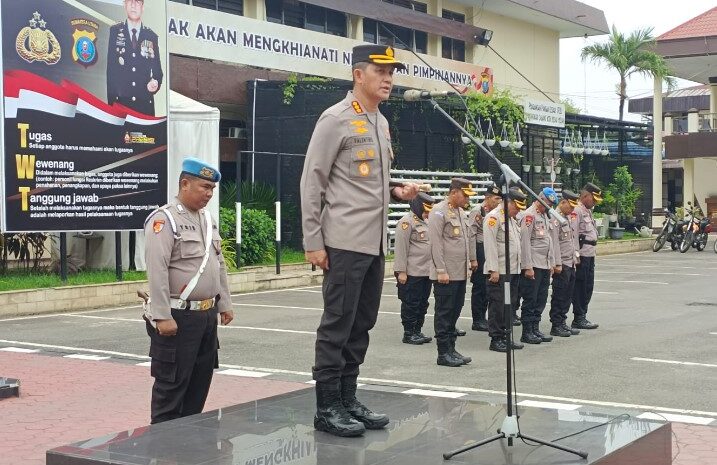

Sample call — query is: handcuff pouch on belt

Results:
[578,234,597,248]
[140,206,213,328]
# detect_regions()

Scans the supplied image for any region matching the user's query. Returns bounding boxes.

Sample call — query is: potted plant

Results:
[522,164,531,173]
[534,164,543,173]
[606,166,642,239]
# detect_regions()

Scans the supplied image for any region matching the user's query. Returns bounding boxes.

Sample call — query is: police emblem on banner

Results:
[16,12,61,65]
[70,19,99,68]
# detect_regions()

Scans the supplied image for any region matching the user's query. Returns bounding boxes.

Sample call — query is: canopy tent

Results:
[52,91,221,271]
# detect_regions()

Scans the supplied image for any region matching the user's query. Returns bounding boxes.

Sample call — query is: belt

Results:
[170,297,215,311]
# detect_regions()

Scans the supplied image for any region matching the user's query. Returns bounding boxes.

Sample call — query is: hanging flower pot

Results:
[575,130,585,155]
[555,166,562,174]
[534,165,543,173]
[499,125,510,148]
[572,168,581,175]
[600,131,609,156]
[584,132,593,155]
[544,165,552,174]
[485,119,496,147]
[522,164,531,173]
[474,117,485,144]
[461,135,471,145]
[562,129,572,154]
[511,122,524,149]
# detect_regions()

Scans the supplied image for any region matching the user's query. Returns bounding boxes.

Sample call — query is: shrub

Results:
[219,207,275,266]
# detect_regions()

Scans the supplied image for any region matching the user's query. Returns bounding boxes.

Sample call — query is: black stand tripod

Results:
[424,98,588,462]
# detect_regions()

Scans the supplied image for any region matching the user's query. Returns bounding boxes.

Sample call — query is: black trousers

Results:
[432,280,467,350]
[397,275,432,330]
[519,268,551,323]
[313,247,384,383]
[487,274,520,338]
[470,242,488,322]
[146,307,219,424]
[572,256,595,318]
[549,266,576,325]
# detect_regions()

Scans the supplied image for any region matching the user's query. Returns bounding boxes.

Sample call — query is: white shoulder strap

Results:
[179,210,213,302]
[145,206,180,239]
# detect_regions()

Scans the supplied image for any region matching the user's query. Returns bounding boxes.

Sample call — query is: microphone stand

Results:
[424,98,587,461]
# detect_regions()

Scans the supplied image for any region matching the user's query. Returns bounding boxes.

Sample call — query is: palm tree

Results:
[581,26,674,121]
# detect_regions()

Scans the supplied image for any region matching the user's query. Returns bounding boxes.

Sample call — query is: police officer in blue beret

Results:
[107,0,164,115]
[142,157,233,424]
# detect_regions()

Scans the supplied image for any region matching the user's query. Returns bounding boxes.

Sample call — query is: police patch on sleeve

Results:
[524,215,534,226]
[488,217,497,228]
[401,222,409,230]
[153,219,165,234]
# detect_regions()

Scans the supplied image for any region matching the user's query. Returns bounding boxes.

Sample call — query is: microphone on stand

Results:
[403,89,456,101]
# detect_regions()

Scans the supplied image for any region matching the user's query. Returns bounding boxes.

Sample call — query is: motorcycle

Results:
[652,208,678,252]
[679,207,712,253]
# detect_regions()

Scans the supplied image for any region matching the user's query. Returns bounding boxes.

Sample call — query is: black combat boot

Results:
[572,318,599,329]
[550,324,572,337]
[533,322,553,342]
[414,322,432,343]
[509,338,524,350]
[520,322,541,344]
[402,326,425,345]
[471,319,489,331]
[450,341,471,364]
[562,323,580,335]
[513,311,522,326]
[341,378,389,430]
[314,380,366,437]
[455,327,467,337]
[489,337,508,353]
[437,342,463,367]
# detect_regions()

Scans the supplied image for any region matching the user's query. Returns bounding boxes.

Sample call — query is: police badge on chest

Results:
[141,40,155,59]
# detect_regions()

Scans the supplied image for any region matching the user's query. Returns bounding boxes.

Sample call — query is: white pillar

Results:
[683,108,699,207]
[651,76,663,227]
[348,15,363,41]
[243,0,265,20]
[427,0,443,57]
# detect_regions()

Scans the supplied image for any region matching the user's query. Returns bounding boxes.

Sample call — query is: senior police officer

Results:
[571,183,602,330]
[143,157,233,424]
[518,187,557,345]
[394,192,436,345]
[428,178,478,367]
[483,187,527,352]
[469,183,504,332]
[300,44,419,437]
[107,0,164,115]
[548,190,582,337]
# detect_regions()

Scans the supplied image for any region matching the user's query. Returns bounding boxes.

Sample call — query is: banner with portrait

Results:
[0,0,168,232]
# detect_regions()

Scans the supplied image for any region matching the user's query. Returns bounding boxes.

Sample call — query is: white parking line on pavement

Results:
[710,332,717,336]
[0,347,40,353]
[631,357,717,368]
[599,263,717,271]
[136,361,152,367]
[637,412,715,425]
[217,369,271,378]
[64,354,110,361]
[596,270,706,276]
[63,313,316,335]
[594,279,669,285]
[1,338,716,419]
[517,400,581,411]
[402,388,466,399]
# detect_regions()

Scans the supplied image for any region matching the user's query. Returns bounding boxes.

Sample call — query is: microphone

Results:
[403,89,456,102]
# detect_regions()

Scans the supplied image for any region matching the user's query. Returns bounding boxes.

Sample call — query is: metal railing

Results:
[698,113,717,133]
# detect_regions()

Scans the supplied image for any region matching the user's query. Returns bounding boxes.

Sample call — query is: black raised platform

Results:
[0,376,20,399]
[47,388,671,465]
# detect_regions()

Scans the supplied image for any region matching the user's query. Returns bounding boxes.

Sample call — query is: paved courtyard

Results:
[1,246,716,463]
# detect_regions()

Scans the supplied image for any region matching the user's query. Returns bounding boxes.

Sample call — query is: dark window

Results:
[218,0,243,15]
[184,0,244,15]
[364,1,428,53]
[265,1,347,37]
[192,0,217,9]
[441,9,465,61]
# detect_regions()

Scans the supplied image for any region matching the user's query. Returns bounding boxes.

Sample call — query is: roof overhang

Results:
[450,0,609,37]
[656,37,717,84]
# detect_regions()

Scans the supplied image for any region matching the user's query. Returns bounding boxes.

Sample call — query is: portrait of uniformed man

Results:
[107,0,164,115]
[300,44,419,437]
[143,157,233,424]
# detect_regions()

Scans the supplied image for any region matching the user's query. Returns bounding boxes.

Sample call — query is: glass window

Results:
[326,10,347,37]
[169,0,190,4]
[441,9,466,62]
[218,0,243,15]
[266,0,283,23]
[415,31,427,54]
[305,4,325,33]
[192,0,217,9]
[364,18,378,44]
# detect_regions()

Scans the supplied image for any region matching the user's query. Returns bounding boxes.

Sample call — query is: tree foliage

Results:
[581,26,674,121]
